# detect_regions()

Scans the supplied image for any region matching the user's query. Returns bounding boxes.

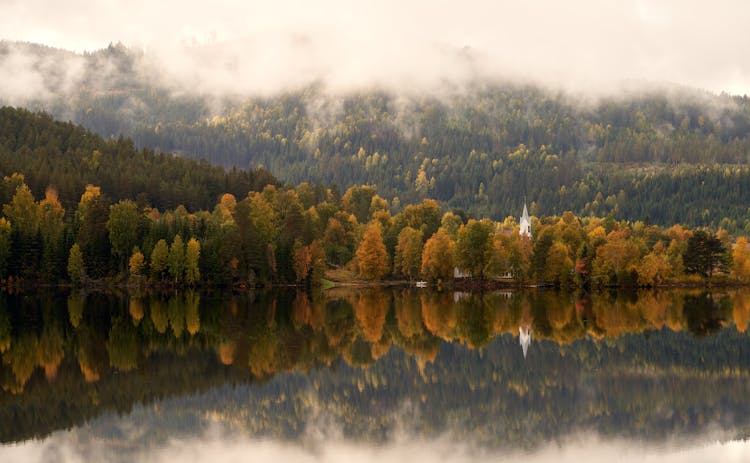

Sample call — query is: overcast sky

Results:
[1,0,749,96]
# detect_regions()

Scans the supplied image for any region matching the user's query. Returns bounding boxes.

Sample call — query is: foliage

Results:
[167,234,186,283]
[394,227,423,280]
[12,73,750,233]
[732,237,750,281]
[67,243,85,286]
[0,106,748,288]
[185,238,201,285]
[150,239,168,281]
[0,218,11,278]
[356,224,389,280]
[455,219,495,278]
[129,248,145,279]
[420,231,455,280]
[2,287,750,445]
[683,230,728,279]
[107,200,140,268]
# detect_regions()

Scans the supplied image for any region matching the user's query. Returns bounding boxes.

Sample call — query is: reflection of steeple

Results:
[519,325,531,358]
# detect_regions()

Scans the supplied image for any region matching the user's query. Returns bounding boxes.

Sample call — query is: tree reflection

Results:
[0,287,749,395]
[2,288,750,446]
[683,293,730,337]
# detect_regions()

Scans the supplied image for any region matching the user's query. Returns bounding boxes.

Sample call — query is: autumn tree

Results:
[67,243,86,286]
[531,227,555,281]
[308,241,327,286]
[394,227,423,281]
[666,239,685,278]
[129,247,145,282]
[150,239,169,281]
[292,239,312,283]
[324,216,356,265]
[393,199,442,241]
[3,178,41,278]
[439,211,464,240]
[487,233,511,277]
[732,237,750,281]
[185,237,201,285]
[39,188,65,279]
[0,218,11,279]
[637,251,670,286]
[544,242,574,286]
[421,231,455,280]
[168,234,186,283]
[508,233,533,281]
[356,223,389,279]
[455,219,495,278]
[591,229,641,286]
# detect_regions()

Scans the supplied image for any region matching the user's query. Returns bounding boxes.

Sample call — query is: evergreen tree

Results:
[683,230,728,279]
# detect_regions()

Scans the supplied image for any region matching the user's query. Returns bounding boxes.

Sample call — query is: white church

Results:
[453,202,532,279]
[519,202,531,238]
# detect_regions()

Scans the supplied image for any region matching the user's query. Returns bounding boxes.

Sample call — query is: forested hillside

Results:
[5,106,750,291]
[4,42,750,231]
[0,106,278,212]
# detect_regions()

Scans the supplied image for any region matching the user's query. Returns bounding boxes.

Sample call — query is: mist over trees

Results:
[3,42,750,233]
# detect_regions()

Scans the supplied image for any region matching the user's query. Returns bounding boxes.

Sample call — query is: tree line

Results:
[2,171,750,289]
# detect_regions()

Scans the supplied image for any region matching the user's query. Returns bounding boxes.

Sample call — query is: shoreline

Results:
[2,277,748,294]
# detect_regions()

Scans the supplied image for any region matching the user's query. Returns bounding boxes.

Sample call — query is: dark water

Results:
[1,288,750,462]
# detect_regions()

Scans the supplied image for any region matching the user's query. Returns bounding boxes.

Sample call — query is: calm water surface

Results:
[1,288,750,462]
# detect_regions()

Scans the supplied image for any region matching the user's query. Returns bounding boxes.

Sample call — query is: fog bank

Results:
[1,0,749,99]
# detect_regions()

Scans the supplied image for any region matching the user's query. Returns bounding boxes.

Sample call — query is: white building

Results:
[519,202,531,238]
[519,325,532,358]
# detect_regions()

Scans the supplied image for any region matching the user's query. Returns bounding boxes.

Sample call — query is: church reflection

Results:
[0,288,747,395]
[1,287,750,446]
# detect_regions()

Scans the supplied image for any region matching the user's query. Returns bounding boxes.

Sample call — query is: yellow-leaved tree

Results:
[185,238,201,285]
[356,223,389,280]
[421,231,455,280]
[732,237,750,281]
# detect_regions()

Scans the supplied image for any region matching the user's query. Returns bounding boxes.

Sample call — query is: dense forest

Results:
[4,42,750,232]
[3,107,750,289]
[1,288,750,445]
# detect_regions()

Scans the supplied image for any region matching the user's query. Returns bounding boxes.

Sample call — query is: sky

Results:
[0,0,749,96]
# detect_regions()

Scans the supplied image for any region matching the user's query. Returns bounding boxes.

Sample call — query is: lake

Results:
[1,287,750,462]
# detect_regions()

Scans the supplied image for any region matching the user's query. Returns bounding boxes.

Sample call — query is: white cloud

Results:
[0,0,749,96]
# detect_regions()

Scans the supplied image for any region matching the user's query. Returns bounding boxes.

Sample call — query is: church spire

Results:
[519,200,531,238]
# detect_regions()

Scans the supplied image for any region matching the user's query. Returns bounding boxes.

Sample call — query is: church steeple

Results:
[519,201,531,238]
[519,325,531,358]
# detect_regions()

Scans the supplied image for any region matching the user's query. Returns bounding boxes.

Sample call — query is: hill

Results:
[3,41,750,231]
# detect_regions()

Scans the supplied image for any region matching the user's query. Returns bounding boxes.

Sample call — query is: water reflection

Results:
[1,288,750,454]
[4,426,750,463]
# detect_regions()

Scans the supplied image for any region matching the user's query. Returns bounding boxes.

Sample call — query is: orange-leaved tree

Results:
[356,223,389,280]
